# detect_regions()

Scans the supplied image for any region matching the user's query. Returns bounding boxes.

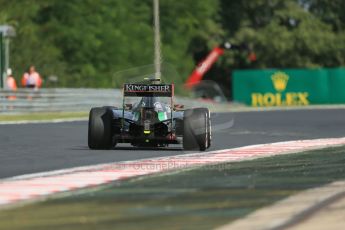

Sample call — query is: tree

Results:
[305,0,345,32]
[36,0,154,87]
[2,0,345,92]
[1,0,223,89]
[0,0,65,84]
[220,0,345,68]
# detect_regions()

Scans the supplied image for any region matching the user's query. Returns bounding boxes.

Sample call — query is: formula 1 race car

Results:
[88,79,211,151]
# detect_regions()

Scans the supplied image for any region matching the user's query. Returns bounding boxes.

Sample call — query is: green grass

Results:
[1,147,345,230]
[0,112,88,122]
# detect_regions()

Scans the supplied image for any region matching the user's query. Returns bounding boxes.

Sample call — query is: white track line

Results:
[1,137,345,207]
[216,180,345,230]
[2,104,345,126]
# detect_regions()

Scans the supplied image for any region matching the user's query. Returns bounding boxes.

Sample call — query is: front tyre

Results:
[88,107,114,149]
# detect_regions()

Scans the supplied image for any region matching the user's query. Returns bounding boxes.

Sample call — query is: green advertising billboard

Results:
[0,32,3,88]
[233,68,345,106]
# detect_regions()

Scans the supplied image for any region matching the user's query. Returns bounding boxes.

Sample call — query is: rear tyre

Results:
[183,108,210,151]
[88,107,114,149]
[194,108,211,149]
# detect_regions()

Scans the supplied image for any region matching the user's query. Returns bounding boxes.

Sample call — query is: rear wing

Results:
[123,84,174,97]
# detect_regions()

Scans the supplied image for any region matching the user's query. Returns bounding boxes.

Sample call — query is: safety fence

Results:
[0,88,216,114]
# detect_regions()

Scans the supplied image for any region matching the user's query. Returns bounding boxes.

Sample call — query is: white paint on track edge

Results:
[2,104,345,125]
[1,137,345,208]
[216,181,345,230]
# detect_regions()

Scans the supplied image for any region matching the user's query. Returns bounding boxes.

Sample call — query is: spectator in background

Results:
[6,68,17,100]
[21,65,42,89]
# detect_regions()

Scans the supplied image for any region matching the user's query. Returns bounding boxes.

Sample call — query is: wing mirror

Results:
[173,104,184,111]
[125,104,133,110]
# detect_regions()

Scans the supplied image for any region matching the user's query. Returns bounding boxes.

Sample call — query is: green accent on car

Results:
[132,112,140,121]
[158,112,167,121]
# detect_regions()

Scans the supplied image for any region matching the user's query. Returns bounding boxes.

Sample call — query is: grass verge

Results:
[1,146,345,230]
[0,112,88,122]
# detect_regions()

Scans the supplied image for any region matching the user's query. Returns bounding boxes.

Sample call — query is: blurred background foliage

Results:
[1,0,345,92]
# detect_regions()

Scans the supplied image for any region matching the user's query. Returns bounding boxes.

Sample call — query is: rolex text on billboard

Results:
[251,71,309,106]
[251,92,309,106]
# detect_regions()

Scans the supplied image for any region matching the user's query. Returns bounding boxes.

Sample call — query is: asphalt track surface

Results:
[1,109,345,179]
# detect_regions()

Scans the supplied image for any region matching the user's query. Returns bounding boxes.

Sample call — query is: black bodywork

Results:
[110,84,184,147]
